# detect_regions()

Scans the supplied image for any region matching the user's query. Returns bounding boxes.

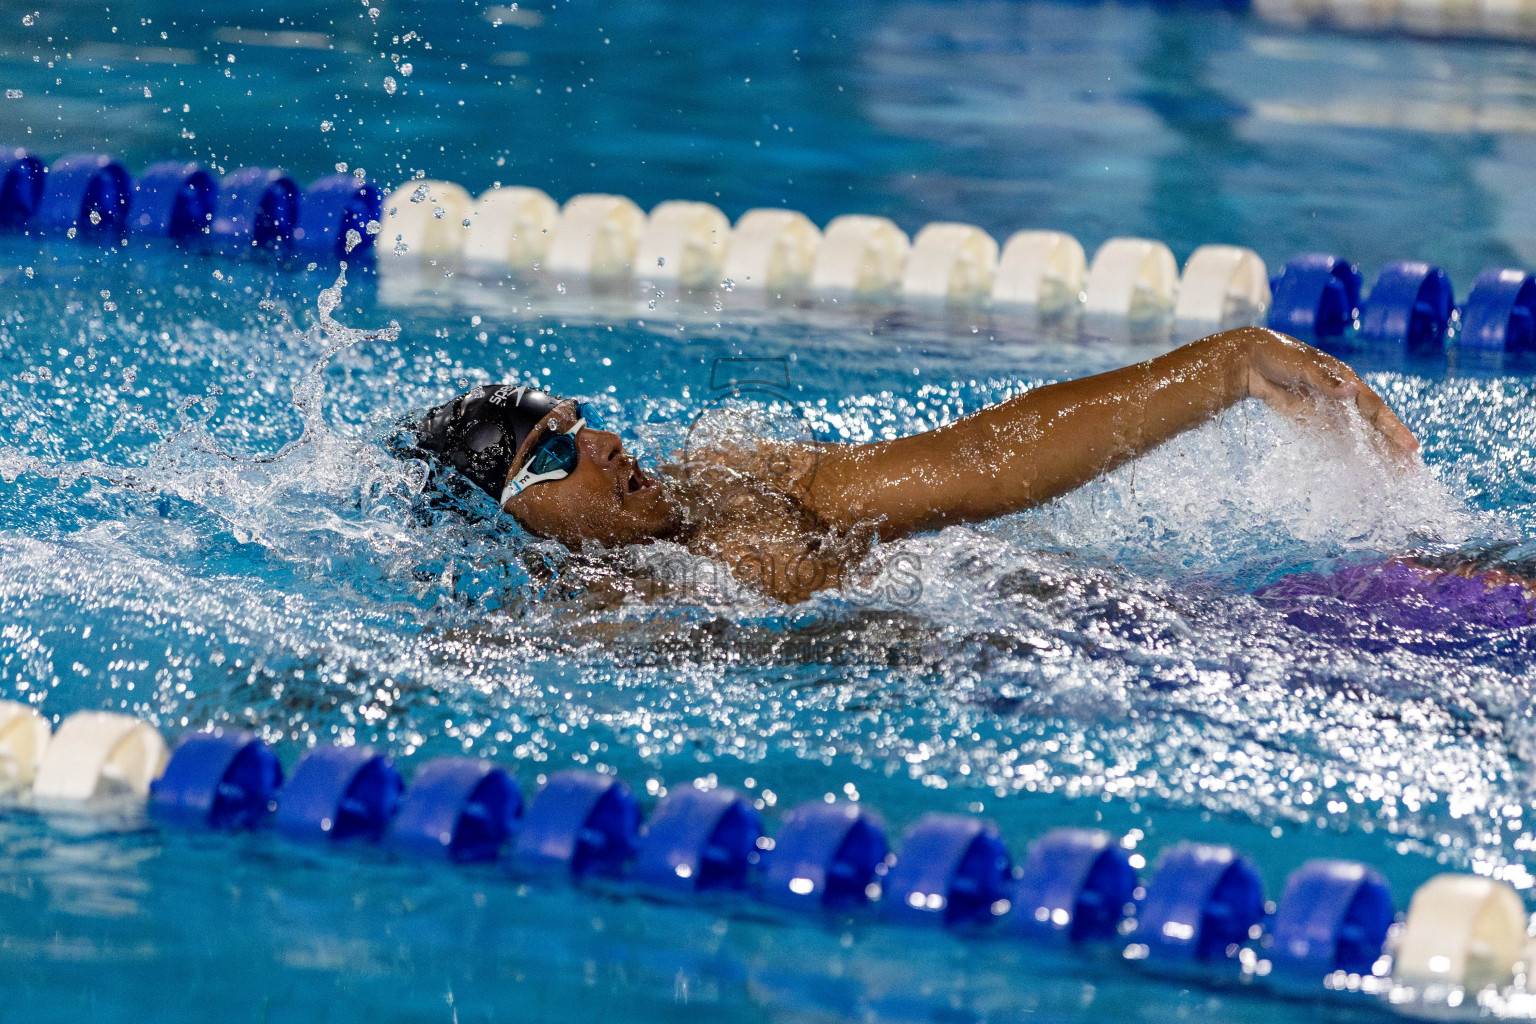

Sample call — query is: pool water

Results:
[2,1,1536,1021]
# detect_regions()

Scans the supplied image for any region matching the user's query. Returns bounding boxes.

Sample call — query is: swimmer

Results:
[411,326,1419,604]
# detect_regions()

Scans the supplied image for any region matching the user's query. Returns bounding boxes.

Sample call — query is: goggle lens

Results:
[526,431,579,476]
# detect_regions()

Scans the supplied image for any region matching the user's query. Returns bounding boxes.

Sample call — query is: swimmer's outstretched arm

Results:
[800,327,1419,540]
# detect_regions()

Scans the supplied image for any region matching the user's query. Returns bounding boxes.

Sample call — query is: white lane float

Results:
[1325,0,1401,28]
[544,193,647,280]
[378,179,474,262]
[1477,0,1536,36]
[463,185,560,273]
[0,701,50,791]
[991,230,1087,315]
[1083,237,1180,322]
[635,200,732,290]
[1174,244,1272,329]
[1391,873,1528,1005]
[902,222,999,305]
[811,214,911,299]
[1397,0,1478,34]
[32,711,168,803]
[720,208,821,294]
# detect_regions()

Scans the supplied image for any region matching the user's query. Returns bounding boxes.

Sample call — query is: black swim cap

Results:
[415,384,567,499]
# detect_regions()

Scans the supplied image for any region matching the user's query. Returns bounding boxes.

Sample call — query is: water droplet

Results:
[344,228,362,252]
[431,206,445,220]
[320,120,334,132]
[461,218,471,228]
[557,282,566,294]
[393,239,409,256]
[410,185,429,203]
[713,301,722,311]
[4,89,22,100]
[720,278,734,291]
[382,76,397,95]
[657,257,665,267]
[21,13,35,26]
[142,86,152,98]
[334,162,348,173]
[399,62,413,76]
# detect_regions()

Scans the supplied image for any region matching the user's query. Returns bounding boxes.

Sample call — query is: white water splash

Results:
[1006,400,1478,576]
[0,268,426,573]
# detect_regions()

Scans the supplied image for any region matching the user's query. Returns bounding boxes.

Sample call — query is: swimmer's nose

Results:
[583,427,625,467]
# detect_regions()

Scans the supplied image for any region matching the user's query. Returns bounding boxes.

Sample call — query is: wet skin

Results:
[501,327,1420,603]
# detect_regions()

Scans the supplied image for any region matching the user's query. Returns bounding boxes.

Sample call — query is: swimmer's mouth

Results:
[623,461,654,495]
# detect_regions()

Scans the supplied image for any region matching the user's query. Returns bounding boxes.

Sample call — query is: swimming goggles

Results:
[499,417,585,503]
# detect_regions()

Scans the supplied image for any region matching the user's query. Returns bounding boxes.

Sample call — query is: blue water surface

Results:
[1,1,1536,1021]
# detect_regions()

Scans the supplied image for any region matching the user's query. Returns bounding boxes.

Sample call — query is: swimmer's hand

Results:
[1242,328,1420,461]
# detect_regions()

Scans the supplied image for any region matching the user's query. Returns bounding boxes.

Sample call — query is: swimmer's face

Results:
[501,400,684,547]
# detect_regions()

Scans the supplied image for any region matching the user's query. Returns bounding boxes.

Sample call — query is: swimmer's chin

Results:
[631,488,689,543]
[597,474,691,548]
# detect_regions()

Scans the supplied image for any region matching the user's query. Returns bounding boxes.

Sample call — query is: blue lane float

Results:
[1270,859,1394,981]
[759,801,888,911]
[295,173,383,259]
[35,153,132,238]
[213,166,300,251]
[1359,260,1454,350]
[44,711,1425,1010]
[149,729,283,829]
[1010,827,1137,944]
[1268,253,1363,339]
[881,813,1013,928]
[633,786,762,895]
[0,147,44,230]
[1130,842,1264,962]
[130,161,218,240]
[1459,269,1536,353]
[389,756,523,863]
[514,769,639,879]
[272,744,403,843]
